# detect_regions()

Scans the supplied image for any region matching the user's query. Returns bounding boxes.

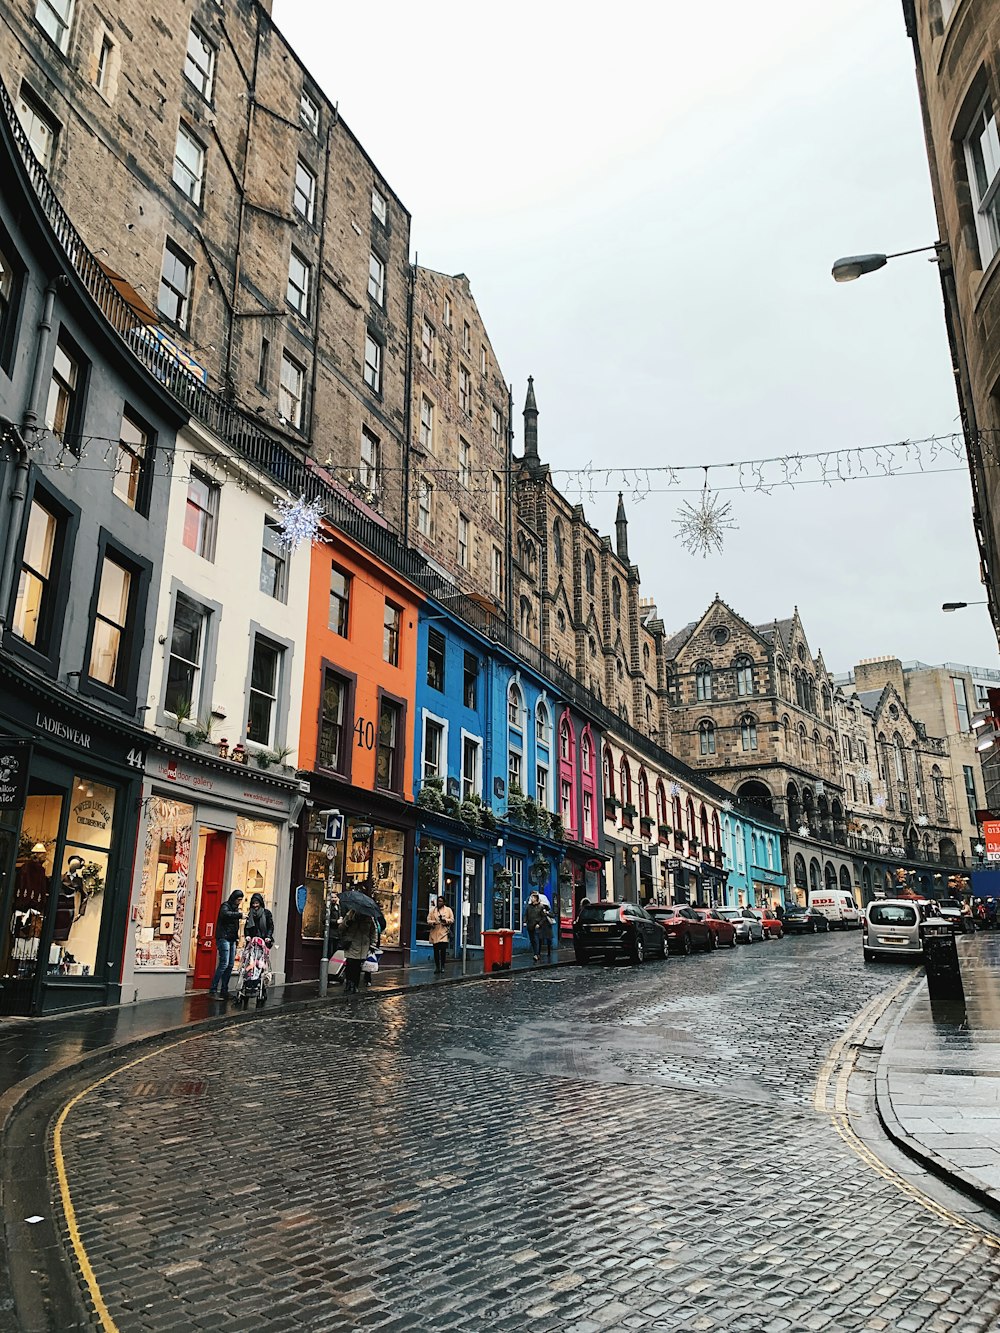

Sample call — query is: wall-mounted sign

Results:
[494,778,505,798]
[0,738,31,811]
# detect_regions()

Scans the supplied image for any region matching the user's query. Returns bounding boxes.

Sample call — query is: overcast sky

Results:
[275,0,999,676]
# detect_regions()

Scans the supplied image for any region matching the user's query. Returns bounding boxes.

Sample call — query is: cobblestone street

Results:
[13,934,1000,1332]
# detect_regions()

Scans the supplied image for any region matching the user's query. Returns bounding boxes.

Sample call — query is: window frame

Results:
[363,331,382,392]
[45,328,88,451]
[299,88,320,134]
[463,652,478,710]
[318,661,356,778]
[293,158,317,223]
[279,349,305,430]
[287,248,311,317]
[360,426,381,495]
[259,515,288,602]
[184,22,216,102]
[8,481,77,669]
[34,0,74,53]
[371,187,388,224]
[458,436,471,488]
[182,468,219,561]
[163,587,215,721]
[427,628,446,692]
[173,121,205,205]
[0,226,25,374]
[244,627,290,751]
[421,318,436,371]
[158,238,194,332]
[368,251,386,305]
[329,562,351,637]
[113,406,155,515]
[417,477,434,537]
[699,719,716,755]
[964,92,1000,268]
[16,87,59,171]
[375,689,407,794]
[81,534,151,705]
[383,600,401,666]
[460,730,482,802]
[419,394,434,451]
[458,364,472,415]
[457,513,469,569]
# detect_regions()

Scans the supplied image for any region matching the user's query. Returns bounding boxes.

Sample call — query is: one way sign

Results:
[323,810,344,842]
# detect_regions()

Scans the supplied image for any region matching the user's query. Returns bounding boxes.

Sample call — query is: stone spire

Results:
[615,491,628,562]
[523,376,539,463]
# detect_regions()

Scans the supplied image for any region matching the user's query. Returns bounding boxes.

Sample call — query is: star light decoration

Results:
[797,824,810,837]
[721,799,734,812]
[669,782,682,798]
[857,767,874,786]
[917,814,929,827]
[873,794,887,809]
[274,493,326,551]
[673,474,738,557]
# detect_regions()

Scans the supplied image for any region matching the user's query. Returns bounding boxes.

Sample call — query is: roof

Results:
[755,618,795,650]
[854,689,883,713]
[663,623,697,659]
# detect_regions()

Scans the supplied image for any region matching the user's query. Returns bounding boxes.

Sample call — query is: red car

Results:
[692,907,737,949]
[747,907,784,939]
[647,905,713,955]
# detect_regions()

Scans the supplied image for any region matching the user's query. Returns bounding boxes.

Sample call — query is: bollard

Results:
[922,916,965,1004]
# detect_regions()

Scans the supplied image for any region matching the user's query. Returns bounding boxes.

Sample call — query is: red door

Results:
[192,831,228,990]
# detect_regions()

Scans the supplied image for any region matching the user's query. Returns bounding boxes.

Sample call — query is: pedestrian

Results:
[338,909,377,994]
[427,895,454,974]
[243,892,274,946]
[209,890,244,999]
[774,901,785,920]
[525,891,553,962]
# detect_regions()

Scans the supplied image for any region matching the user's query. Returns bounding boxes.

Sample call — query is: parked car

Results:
[692,907,738,948]
[715,907,756,943]
[646,905,713,955]
[808,890,862,929]
[746,906,784,939]
[935,898,973,933]
[863,899,924,961]
[782,906,831,935]
[574,902,667,965]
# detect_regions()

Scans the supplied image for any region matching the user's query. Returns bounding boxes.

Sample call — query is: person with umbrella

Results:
[338,889,379,994]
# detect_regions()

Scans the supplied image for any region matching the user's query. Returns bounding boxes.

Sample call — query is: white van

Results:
[863,899,923,961]
[808,889,861,929]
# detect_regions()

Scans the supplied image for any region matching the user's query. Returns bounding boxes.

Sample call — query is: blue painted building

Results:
[721,807,787,909]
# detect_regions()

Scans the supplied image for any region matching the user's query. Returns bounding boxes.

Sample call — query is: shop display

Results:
[136,799,193,969]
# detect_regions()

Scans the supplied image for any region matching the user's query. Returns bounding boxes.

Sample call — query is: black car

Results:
[782,906,831,935]
[575,902,667,965]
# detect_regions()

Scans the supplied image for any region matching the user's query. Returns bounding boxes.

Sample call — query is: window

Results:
[95,34,114,95]
[464,653,478,709]
[16,90,58,170]
[582,732,593,774]
[287,249,311,316]
[443,294,452,327]
[508,749,522,791]
[699,720,716,755]
[368,252,385,305]
[893,735,906,783]
[492,406,503,450]
[518,597,532,637]
[383,602,400,666]
[491,473,503,520]
[963,765,977,823]
[417,477,434,537]
[88,555,131,689]
[294,159,316,222]
[45,337,82,443]
[34,0,73,52]
[183,470,218,559]
[376,697,403,791]
[612,578,621,619]
[584,551,596,594]
[552,521,564,568]
[419,395,434,450]
[257,336,270,390]
[492,547,503,598]
[638,770,649,816]
[508,683,522,727]
[184,23,215,100]
[0,241,18,362]
[583,790,594,841]
[12,498,58,648]
[158,240,193,330]
[363,332,382,391]
[462,736,480,801]
[965,96,1000,267]
[458,436,471,487]
[279,351,305,429]
[423,717,444,781]
[537,765,549,810]
[619,759,632,807]
[247,637,282,746]
[952,677,971,731]
[537,702,549,744]
[319,669,350,773]
[740,715,758,751]
[560,717,571,760]
[459,365,472,414]
[165,593,206,716]
[360,427,380,493]
[259,517,287,600]
[372,187,387,224]
[462,321,471,353]
[695,661,712,701]
[480,344,487,375]
[427,629,445,691]
[735,655,754,696]
[557,610,566,632]
[300,89,319,134]
[113,411,149,511]
[457,514,469,569]
[173,123,205,204]
[329,564,350,636]
[421,319,435,371]
[561,779,573,823]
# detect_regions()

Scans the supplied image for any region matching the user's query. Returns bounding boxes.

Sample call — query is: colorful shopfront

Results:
[121,744,300,1002]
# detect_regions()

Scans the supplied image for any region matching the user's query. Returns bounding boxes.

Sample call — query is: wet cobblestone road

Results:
[35,934,1000,1331]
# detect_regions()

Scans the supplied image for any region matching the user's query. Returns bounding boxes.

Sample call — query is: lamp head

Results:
[831,253,889,282]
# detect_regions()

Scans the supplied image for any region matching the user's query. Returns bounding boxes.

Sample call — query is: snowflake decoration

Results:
[669,782,682,798]
[873,794,887,809]
[857,767,874,785]
[797,824,810,837]
[917,814,929,827]
[273,493,325,551]
[673,476,738,557]
[721,799,734,812]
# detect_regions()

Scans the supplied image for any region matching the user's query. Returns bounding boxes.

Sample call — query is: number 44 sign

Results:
[125,747,145,770]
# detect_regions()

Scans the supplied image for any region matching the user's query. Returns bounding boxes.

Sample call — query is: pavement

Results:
[875,930,1000,1211]
[7,929,1000,1332]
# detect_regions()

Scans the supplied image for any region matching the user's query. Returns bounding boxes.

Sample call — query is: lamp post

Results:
[942,601,988,612]
[830,244,943,282]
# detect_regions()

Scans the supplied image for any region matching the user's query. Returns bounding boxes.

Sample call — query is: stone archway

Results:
[738,779,774,816]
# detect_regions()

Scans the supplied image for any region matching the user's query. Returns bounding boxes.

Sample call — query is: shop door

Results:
[192,830,229,990]
[0,780,64,1017]
[464,854,483,949]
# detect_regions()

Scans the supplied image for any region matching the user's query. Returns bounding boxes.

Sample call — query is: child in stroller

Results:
[237,892,274,1008]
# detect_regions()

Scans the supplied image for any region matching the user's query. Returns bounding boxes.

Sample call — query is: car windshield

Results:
[869,904,918,926]
[938,900,961,910]
[716,910,740,920]
[784,908,807,916]
[580,906,621,924]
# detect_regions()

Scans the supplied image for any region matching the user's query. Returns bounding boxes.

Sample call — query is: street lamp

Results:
[831,243,943,283]
[942,601,988,612]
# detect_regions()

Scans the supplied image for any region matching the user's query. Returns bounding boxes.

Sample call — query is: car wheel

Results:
[810,922,816,933]
[658,934,668,960]
[681,934,693,956]
[729,934,737,948]
[708,931,718,951]
[747,929,755,943]
[633,937,645,965]
[776,928,783,939]
[863,948,875,962]
[575,950,589,965]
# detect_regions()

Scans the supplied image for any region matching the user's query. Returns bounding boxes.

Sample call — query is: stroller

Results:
[236,936,272,1008]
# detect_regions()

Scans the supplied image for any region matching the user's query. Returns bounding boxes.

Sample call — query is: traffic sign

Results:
[323,810,344,842]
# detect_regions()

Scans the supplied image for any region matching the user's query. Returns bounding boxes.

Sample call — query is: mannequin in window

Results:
[54,855,84,943]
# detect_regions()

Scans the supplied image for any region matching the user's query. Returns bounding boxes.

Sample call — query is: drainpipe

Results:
[0,281,57,645]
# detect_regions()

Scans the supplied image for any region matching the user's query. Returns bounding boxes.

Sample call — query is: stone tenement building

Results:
[4,0,413,527]
[511,382,668,748]
[408,269,511,607]
[903,1,1000,648]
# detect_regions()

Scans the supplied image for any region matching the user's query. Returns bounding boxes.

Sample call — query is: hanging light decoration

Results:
[274,493,326,551]
[673,469,738,557]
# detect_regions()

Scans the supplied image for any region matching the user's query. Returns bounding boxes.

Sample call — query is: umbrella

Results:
[339,888,381,919]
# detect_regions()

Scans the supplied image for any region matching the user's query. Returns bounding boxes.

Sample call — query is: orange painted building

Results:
[285,521,422,978]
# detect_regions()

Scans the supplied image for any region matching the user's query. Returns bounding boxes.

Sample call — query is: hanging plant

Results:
[416,778,445,812]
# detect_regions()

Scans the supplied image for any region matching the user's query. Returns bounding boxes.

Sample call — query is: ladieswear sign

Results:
[0,739,31,811]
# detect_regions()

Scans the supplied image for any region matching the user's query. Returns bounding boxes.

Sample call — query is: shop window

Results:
[376,695,404,792]
[135,797,194,969]
[12,495,61,651]
[329,564,351,636]
[259,517,287,601]
[113,409,152,513]
[345,819,402,946]
[416,838,442,942]
[383,601,400,666]
[165,591,209,717]
[319,667,351,773]
[427,629,445,691]
[183,469,218,559]
[247,635,283,747]
[45,333,87,449]
[87,552,134,692]
[464,652,478,709]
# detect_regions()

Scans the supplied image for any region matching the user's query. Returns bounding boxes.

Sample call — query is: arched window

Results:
[508,682,523,727]
[645,694,654,731]
[700,807,709,847]
[552,520,564,568]
[588,636,597,658]
[603,746,614,798]
[794,670,804,708]
[619,758,632,807]
[813,730,821,762]
[695,661,713,701]
[740,714,758,752]
[735,655,754,696]
[699,719,716,755]
[821,685,832,719]
[584,551,595,594]
[560,716,573,760]
[712,811,721,850]
[656,782,667,826]
[782,715,791,751]
[638,769,649,816]
[826,736,836,773]
[536,701,549,744]
[686,799,696,838]
[673,790,683,829]
[798,723,807,759]
[581,731,592,774]
[777,658,789,699]
[556,609,566,632]
[893,734,906,782]
[518,597,532,636]
[643,643,650,668]
[808,678,817,713]
[932,764,945,816]
[611,578,621,619]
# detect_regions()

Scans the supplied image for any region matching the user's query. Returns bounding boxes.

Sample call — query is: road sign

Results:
[323,810,344,842]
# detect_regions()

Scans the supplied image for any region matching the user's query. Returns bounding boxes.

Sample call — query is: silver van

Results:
[862,899,923,961]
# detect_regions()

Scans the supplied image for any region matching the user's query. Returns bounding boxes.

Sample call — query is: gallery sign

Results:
[0,738,31,811]
[983,818,1000,863]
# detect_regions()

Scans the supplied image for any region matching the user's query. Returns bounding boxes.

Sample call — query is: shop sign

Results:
[585,858,603,873]
[35,711,91,749]
[983,818,1000,862]
[0,738,31,810]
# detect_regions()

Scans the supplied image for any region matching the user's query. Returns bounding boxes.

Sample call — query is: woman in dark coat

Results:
[338,909,377,994]
[243,892,274,946]
[209,890,244,999]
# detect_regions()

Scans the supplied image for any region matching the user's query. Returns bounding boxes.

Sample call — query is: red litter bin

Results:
[483,929,514,972]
